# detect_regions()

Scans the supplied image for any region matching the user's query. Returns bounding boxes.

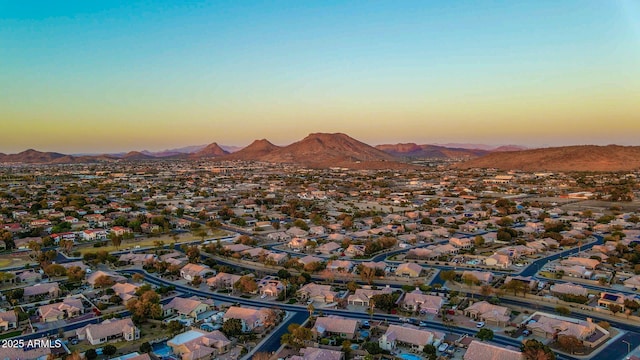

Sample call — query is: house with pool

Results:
[379,324,444,352]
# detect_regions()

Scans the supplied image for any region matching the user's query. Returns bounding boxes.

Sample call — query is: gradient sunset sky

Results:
[2,1,640,154]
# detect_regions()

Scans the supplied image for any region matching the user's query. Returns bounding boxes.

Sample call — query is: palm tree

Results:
[307,303,315,317]
[368,299,375,321]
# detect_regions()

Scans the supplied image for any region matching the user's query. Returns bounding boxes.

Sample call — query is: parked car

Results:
[438,343,449,352]
[523,329,531,336]
[476,321,485,328]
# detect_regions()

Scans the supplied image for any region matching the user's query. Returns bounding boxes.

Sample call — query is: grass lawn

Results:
[0,330,22,340]
[79,229,230,255]
[0,253,32,269]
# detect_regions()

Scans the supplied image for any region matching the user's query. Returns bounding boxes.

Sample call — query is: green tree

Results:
[103,345,117,356]
[186,246,200,263]
[474,235,485,247]
[66,266,86,282]
[85,349,98,360]
[521,339,556,360]
[557,335,582,354]
[439,270,457,282]
[139,342,152,353]
[125,289,162,323]
[370,293,396,312]
[234,276,258,294]
[281,323,312,349]
[0,229,15,250]
[167,320,185,335]
[476,328,494,341]
[222,318,243,337]
[555,306,571,316]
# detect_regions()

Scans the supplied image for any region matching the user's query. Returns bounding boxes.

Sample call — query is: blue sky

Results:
[1,1,639,153]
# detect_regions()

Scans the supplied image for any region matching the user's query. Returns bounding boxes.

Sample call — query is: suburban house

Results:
[449,237,472,249]
[485,253,512,269]
[394,263,423,277]
[344,245,365,257]
[401,290,443,314]
[379,324,443,352]
[297,255,324,267]
[316,242,341,255]
[555,265,592,279]
[312,316,359,340]
[118,253,157,266]
[86,271,127,287]
[258,279,285,297]
[406,248,435,260]
[180,263,213,282]
[462,270,493,284]
[266,252,288,264]
[168,329,231,360]
[360,261,387,272]
[550,283,588,297]
[597,292,628,311]
[0,338,54,360]
[0,310,17,331]
[348,286,393,307]
[110,283,139,303]
[287,237,308,250]
[76,318,140,345]
[560,257,600,270]
[24,282,60,300]
[81,229,108,241]
[464,301,510,325]
[504,276,538,290]
[624,275,640,290]
[297,283,337,303]
[326,260,354,272]
[223,244,253,253]
[164,297,210,320]
[290,347,344,360]
[15,270,42,284]
[206,272,243,289]
[525,313,609,348]
[110,226,132,237]
[223,306,268,333]
[463,340,523,360]
[38,298,84,323]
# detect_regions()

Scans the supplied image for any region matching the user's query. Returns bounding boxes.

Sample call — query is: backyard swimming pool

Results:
[152,341,173,358]
[398,353,423,360]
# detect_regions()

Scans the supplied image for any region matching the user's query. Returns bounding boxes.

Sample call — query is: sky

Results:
[1,0,640,154]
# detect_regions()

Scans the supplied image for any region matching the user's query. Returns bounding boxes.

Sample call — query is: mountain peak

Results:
[192,142,229,157]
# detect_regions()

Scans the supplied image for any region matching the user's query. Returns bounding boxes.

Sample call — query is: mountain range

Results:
[1,134,638,171]
[456,145,640,172]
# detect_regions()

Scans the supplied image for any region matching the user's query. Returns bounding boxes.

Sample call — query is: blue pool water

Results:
[152,342,173,358]
[399,354,423,360]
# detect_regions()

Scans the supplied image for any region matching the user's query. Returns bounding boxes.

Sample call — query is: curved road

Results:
[120,269,582,360]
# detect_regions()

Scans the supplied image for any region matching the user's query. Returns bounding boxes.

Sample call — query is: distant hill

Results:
[492,145,528,152]
[191,143,229,158]
[434,143,528,151]
[257,133,407,169]
[219,139,281,161]
[121,151,156,160]
[0,149,118,164]
[376,143,488,159]
[0,149,66,163]
[457,145,640,172]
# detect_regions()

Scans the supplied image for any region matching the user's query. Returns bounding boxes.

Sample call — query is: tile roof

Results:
[313,316,358,336]
[463,340,523,360]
